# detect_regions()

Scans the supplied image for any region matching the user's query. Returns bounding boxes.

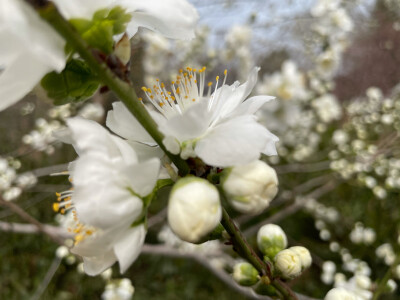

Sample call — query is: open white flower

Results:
[55,118,160,275]
[0,0,66,111]
[52,0,199,39]
[107,67,278,167]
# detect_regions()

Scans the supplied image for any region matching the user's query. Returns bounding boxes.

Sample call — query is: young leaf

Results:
[41,59,100,105]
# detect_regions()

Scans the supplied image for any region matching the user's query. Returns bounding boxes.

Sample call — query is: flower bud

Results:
[232,262,259,286]
[168,177,222,243]
[222,160,278,214]
[257,224,287,259]
[274,249,302,279]
[324,288,356,300]
[290,246,312,270]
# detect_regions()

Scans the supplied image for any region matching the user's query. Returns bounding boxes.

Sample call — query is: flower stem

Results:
[220,205,298,300]
[30,1,189,175]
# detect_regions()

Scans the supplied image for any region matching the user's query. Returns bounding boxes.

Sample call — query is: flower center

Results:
[141,67,227,119]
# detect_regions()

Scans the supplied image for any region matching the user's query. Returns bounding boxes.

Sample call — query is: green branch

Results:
[31,1,189,175]
[219,192,298,300]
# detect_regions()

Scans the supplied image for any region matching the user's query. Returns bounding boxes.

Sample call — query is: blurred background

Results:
[1,0,400,299]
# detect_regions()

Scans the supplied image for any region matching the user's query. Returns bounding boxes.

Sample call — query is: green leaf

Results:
[69,6,132,54]
[40,59,100,105]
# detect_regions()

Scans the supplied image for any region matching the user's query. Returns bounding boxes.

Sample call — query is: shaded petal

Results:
[2,0,65,69]
[106,102,155,144]
[67,118,138,163]
[195,115,278,167]
[120,0,199,39]
[160,101,211,142]
[127,141,164,161]
[73,154,143,229]
[82,250,117,276]
[113,225,146,273]
[120,158,160,197]
[51,0,114,19]
[0,53,50,111]
[71,229,116,257]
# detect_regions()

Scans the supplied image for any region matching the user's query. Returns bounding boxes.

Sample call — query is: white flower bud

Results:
[232,262,259,286]
[325,288,356,300]
[290,246,312,270]
[55,246,69,259]
[222,160,278,214]
[168,177,222,243]
[274,249,302,279]
[257,224,287,259]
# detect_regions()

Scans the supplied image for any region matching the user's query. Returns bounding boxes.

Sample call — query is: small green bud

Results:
[232,262,259,286]
[257,224,288,259]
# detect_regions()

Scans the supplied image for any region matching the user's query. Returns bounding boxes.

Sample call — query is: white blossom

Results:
[107,67,278,167]
[56,118,160,275]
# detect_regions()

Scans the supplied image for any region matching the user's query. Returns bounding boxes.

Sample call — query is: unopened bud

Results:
[274,249,302,279]
[222,160,278,214]
[168,177,222,243]
[257,224,287,259]
[290,246,312,270]
[324,288,356,300]
[232,262,259,286]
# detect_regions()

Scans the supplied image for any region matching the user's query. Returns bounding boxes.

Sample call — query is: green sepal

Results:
[40,59,100,105]
[68,6,131,54]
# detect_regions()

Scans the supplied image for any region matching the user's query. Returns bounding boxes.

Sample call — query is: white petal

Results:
[120,0,199,39]
[82,250,117,276]
[2,0,65,69]
[51,0,113,19]
[113,225,146,273]
[73,154,143,229]
[195,115,277,167]
[160,101,211,142]
[127,141,164,161]
[210,67,260,120]
[67,118,138,163]
[0,53,50,111]
[106,102,155,144]
[71,230,116,257]
[229,95,275,117]
[120,158,161,197]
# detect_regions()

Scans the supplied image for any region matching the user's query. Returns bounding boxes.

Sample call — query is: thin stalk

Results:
[220,204,298,300]
[32,1,189,175]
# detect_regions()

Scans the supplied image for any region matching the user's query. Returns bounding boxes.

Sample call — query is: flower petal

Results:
[0,53,50,111]
[120,0,199,39]
[113,225,146,273]
[106,102,155,144]
[67,118,138,163]
[160,100,211,142]
[229,95,275,117]
[120,158,161,197]
[72,154,143,229]
[195,115,278,167]
[210,67,260,120]
[82,250,117,276]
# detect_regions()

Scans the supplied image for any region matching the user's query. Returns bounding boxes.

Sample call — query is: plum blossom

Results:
[107,67,278,167]
[55,118,160,275]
